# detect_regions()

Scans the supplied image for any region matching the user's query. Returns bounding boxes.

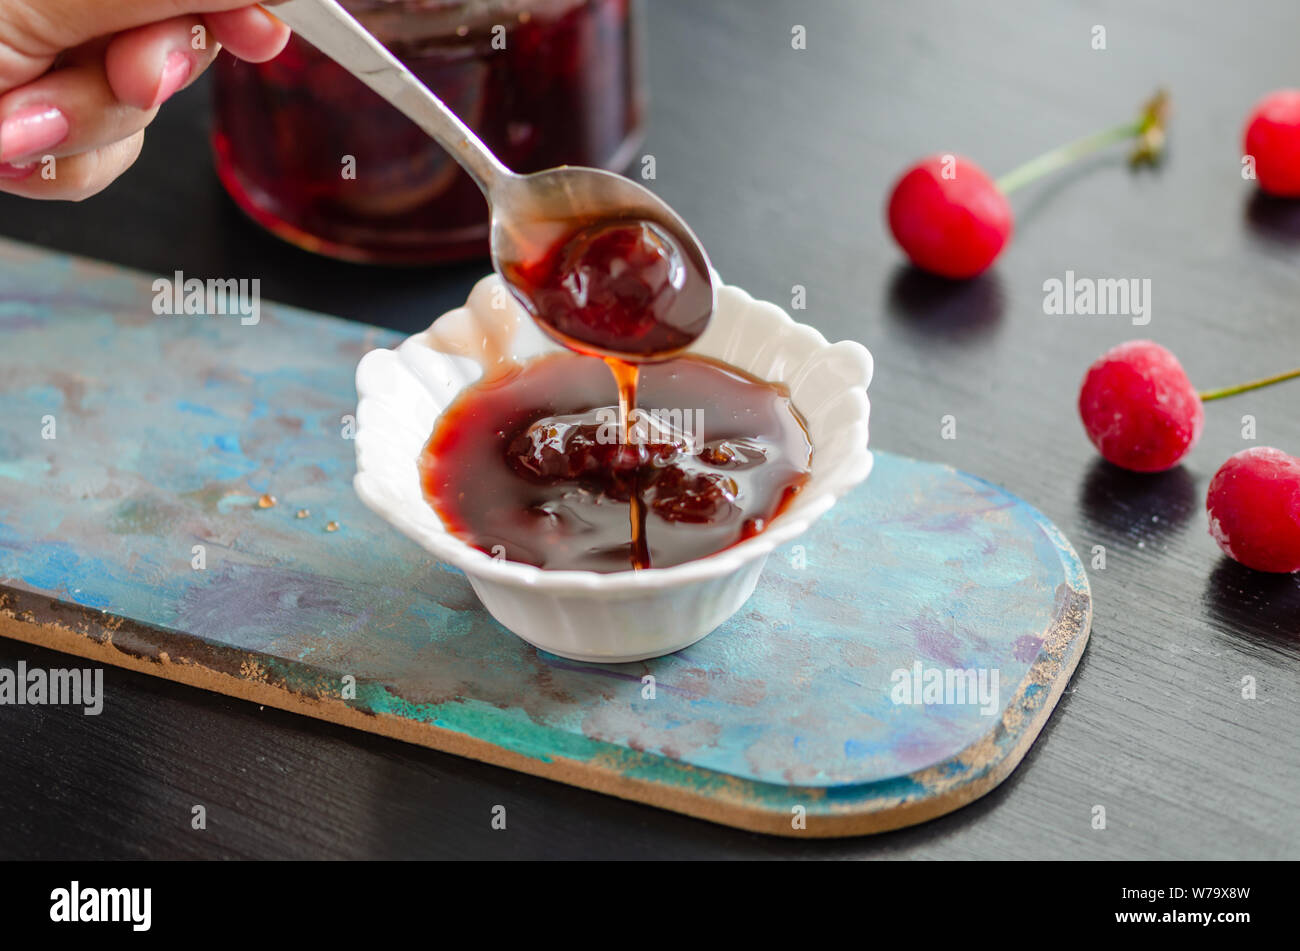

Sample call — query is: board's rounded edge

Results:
[0,572,1090,839]
[578,465,1096,838]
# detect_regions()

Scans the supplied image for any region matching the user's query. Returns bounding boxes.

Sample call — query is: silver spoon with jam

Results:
[267,0,717,363]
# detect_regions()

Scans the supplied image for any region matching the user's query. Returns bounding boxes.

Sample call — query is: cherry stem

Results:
[995,89,1169,195]
[995,121,1137,194]
[1199,368,1300,403]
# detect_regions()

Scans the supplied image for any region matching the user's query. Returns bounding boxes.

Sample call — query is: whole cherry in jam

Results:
[501,216,714,361]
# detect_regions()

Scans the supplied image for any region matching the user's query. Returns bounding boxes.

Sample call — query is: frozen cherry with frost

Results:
[1207,447,1300,574]
[1078,340,1204,472]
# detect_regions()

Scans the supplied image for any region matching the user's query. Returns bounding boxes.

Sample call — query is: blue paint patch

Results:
[200,433,242,454]
[175,400,223,418]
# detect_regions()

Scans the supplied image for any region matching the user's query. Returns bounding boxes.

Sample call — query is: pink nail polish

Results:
[0,161,37,181]
[0,105,69,164]
[152,51,194,108]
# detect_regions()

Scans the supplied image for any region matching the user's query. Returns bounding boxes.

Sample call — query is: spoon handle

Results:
[264,0,511,193]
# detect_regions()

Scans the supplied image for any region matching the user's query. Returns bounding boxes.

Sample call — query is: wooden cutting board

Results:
[0,238,1090,837]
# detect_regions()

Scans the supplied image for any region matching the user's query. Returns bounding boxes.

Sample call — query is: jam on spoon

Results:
[500,216,714,360]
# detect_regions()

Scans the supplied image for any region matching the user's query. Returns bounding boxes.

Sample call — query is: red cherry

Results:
[1078,341,1205,472]
[1244,89,1300,198]
[1207,447,1300,573]
[886,155,1013,279]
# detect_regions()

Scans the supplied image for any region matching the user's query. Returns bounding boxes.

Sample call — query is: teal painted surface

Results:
[0,240,1089,820]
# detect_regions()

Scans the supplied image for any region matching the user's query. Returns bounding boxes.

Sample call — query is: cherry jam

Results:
[420,353,812,572]
[500,218,712,359]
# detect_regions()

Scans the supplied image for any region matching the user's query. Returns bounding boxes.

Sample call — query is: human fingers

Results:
[0,128,145,200]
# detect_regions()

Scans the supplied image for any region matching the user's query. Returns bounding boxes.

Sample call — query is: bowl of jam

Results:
[353,276,873,662]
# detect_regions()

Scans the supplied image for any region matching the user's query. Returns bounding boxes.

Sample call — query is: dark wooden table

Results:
[2,0,1297,859]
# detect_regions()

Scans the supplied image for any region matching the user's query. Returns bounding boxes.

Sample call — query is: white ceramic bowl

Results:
[353,275,873,662]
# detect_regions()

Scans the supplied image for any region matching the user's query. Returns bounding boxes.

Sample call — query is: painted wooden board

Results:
[0,239,1091,837]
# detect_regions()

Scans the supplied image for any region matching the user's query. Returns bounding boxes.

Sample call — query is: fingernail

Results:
[151,51,194,108]
[0,161,37,180]
[0,105,69,163]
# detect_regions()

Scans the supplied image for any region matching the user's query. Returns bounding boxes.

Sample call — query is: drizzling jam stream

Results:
[422,216,810,572]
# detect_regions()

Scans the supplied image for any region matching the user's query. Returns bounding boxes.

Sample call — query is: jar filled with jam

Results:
[211,0,646,263]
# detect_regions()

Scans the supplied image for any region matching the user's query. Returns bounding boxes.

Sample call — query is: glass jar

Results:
[211,0,645,264]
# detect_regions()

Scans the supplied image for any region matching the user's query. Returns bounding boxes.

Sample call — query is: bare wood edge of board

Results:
[0,577,1091,839]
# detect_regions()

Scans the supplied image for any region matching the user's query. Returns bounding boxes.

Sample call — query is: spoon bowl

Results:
[490,166,717,361]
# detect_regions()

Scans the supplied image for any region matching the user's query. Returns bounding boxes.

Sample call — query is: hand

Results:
[0,0,290,200]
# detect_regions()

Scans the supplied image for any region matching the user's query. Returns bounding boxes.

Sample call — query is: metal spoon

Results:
[265,0,717,361]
